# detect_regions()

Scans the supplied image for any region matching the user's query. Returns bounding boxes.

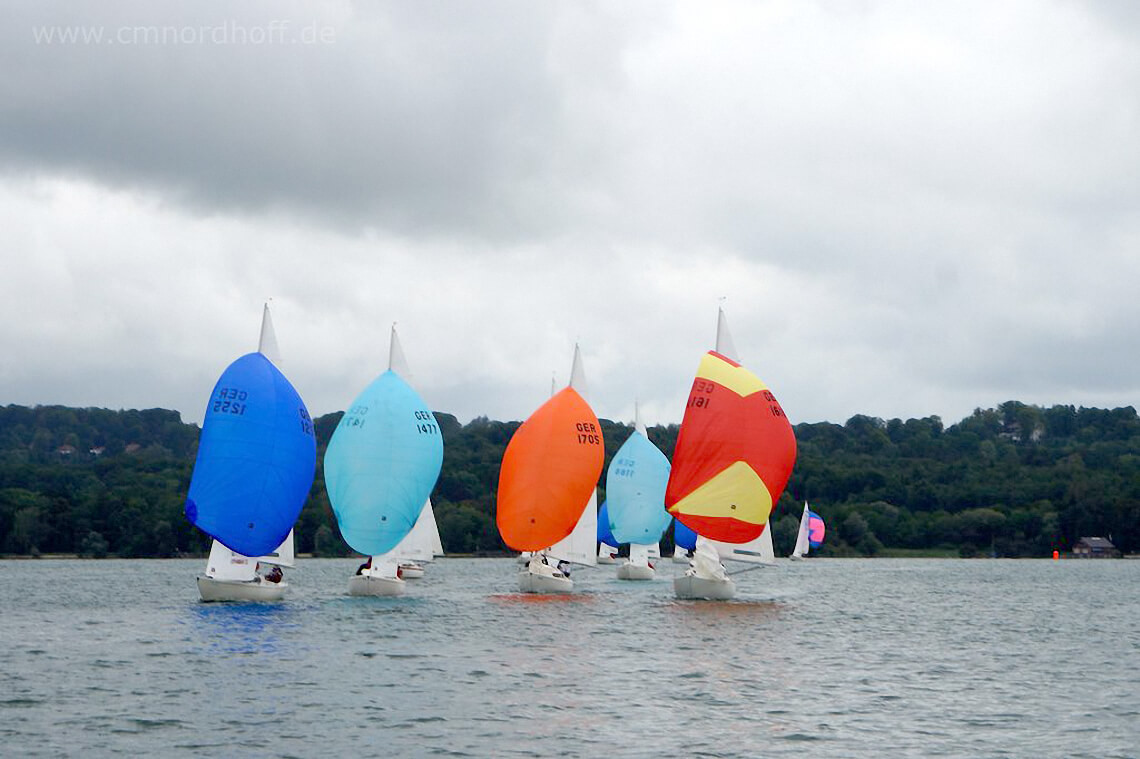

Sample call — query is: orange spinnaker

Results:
[666,351,796,543]
[497,387,604,551]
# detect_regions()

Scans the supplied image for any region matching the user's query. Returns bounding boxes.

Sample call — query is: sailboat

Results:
[791,503,825,559]
[596,500,620,564]
[607,405,671,581]
[187,304,316,602]
[667,307,796,600]
[672,517,697,563]
[324,325,444,597]
[497,345,604,593]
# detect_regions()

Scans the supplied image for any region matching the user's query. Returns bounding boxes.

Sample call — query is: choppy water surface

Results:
[1,557,1137,757]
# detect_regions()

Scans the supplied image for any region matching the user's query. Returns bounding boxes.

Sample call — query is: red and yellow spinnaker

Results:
[496,387,604,552]
[665,351,796,544]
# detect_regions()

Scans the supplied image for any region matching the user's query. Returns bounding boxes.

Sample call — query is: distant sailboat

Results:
[791,503,825,560]
[324,325,444,597]
[597,500,620,564]
[667,308,796,600]
[187,303,316,602]
[607,405,671,581]
[497,345,604,593]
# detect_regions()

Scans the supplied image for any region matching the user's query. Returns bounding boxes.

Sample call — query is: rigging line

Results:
[726,563,774,576]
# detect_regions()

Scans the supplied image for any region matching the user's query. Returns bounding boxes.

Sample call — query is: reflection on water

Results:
[0,557,1137,758]
[184,602,299,656]
[490,592,597,605]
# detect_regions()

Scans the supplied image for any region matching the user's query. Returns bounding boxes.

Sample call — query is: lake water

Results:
[1,557,1137,758]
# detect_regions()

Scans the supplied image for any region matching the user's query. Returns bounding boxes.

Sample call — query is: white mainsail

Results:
[711,523,775,566]
[257,302,282,366]
[257,529,295,568]
[716,306,738,361]
[791,502,811,559]
[390,500,443,563]
[204,540,258,582]
[627,542,654,567]
[547,489,599,566]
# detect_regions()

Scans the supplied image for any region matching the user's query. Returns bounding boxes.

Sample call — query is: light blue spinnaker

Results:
[606,418,672,546]
[185,352,317,558]
[324,338,444,558]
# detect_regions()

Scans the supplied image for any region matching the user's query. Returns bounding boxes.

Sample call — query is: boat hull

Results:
[674,574,735,600]
[348,574,405,597]
[596,555,618,565]
[197,576,287,602]
[398,563,425,579]
[616,562,655,581]
[517,569,574,594]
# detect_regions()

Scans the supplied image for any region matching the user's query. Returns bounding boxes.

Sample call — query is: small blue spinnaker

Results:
[606,425,671,546]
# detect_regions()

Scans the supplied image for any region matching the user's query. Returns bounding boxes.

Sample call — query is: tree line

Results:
[0,400,1137,559]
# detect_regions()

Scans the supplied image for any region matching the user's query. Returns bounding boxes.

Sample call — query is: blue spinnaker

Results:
[606,428,672,545]
[674,517,697,552]
[598,499,618,549]
[324,370,444,557]
[185,352,316,557]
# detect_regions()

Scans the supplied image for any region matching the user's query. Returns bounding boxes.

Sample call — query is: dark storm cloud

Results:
[0,1,652,240]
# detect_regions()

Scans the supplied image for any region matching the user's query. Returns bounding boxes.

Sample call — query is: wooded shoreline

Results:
[2,400,1138,559]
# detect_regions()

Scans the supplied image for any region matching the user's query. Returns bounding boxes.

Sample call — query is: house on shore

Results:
[1072,537,1119,559]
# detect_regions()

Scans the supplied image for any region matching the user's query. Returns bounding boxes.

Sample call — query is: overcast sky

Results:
[2,1,1138,429]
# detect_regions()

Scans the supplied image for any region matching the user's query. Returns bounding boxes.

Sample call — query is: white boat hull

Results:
[197,576,287,602]
[674,574,735,600]
[348,574,405,597]
[398,563,425,579]
[616,562,655,581]
[517,568,574,594]
[596,555,618,565]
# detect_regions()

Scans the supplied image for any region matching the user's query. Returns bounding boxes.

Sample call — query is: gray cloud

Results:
[1,1,1138,429]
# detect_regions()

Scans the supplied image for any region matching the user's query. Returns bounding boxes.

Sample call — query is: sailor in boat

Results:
[527,554,568,580]
[556,559,572,578]
[354,557,403,579]
[255,563,284,584]
[685,540,728,582]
